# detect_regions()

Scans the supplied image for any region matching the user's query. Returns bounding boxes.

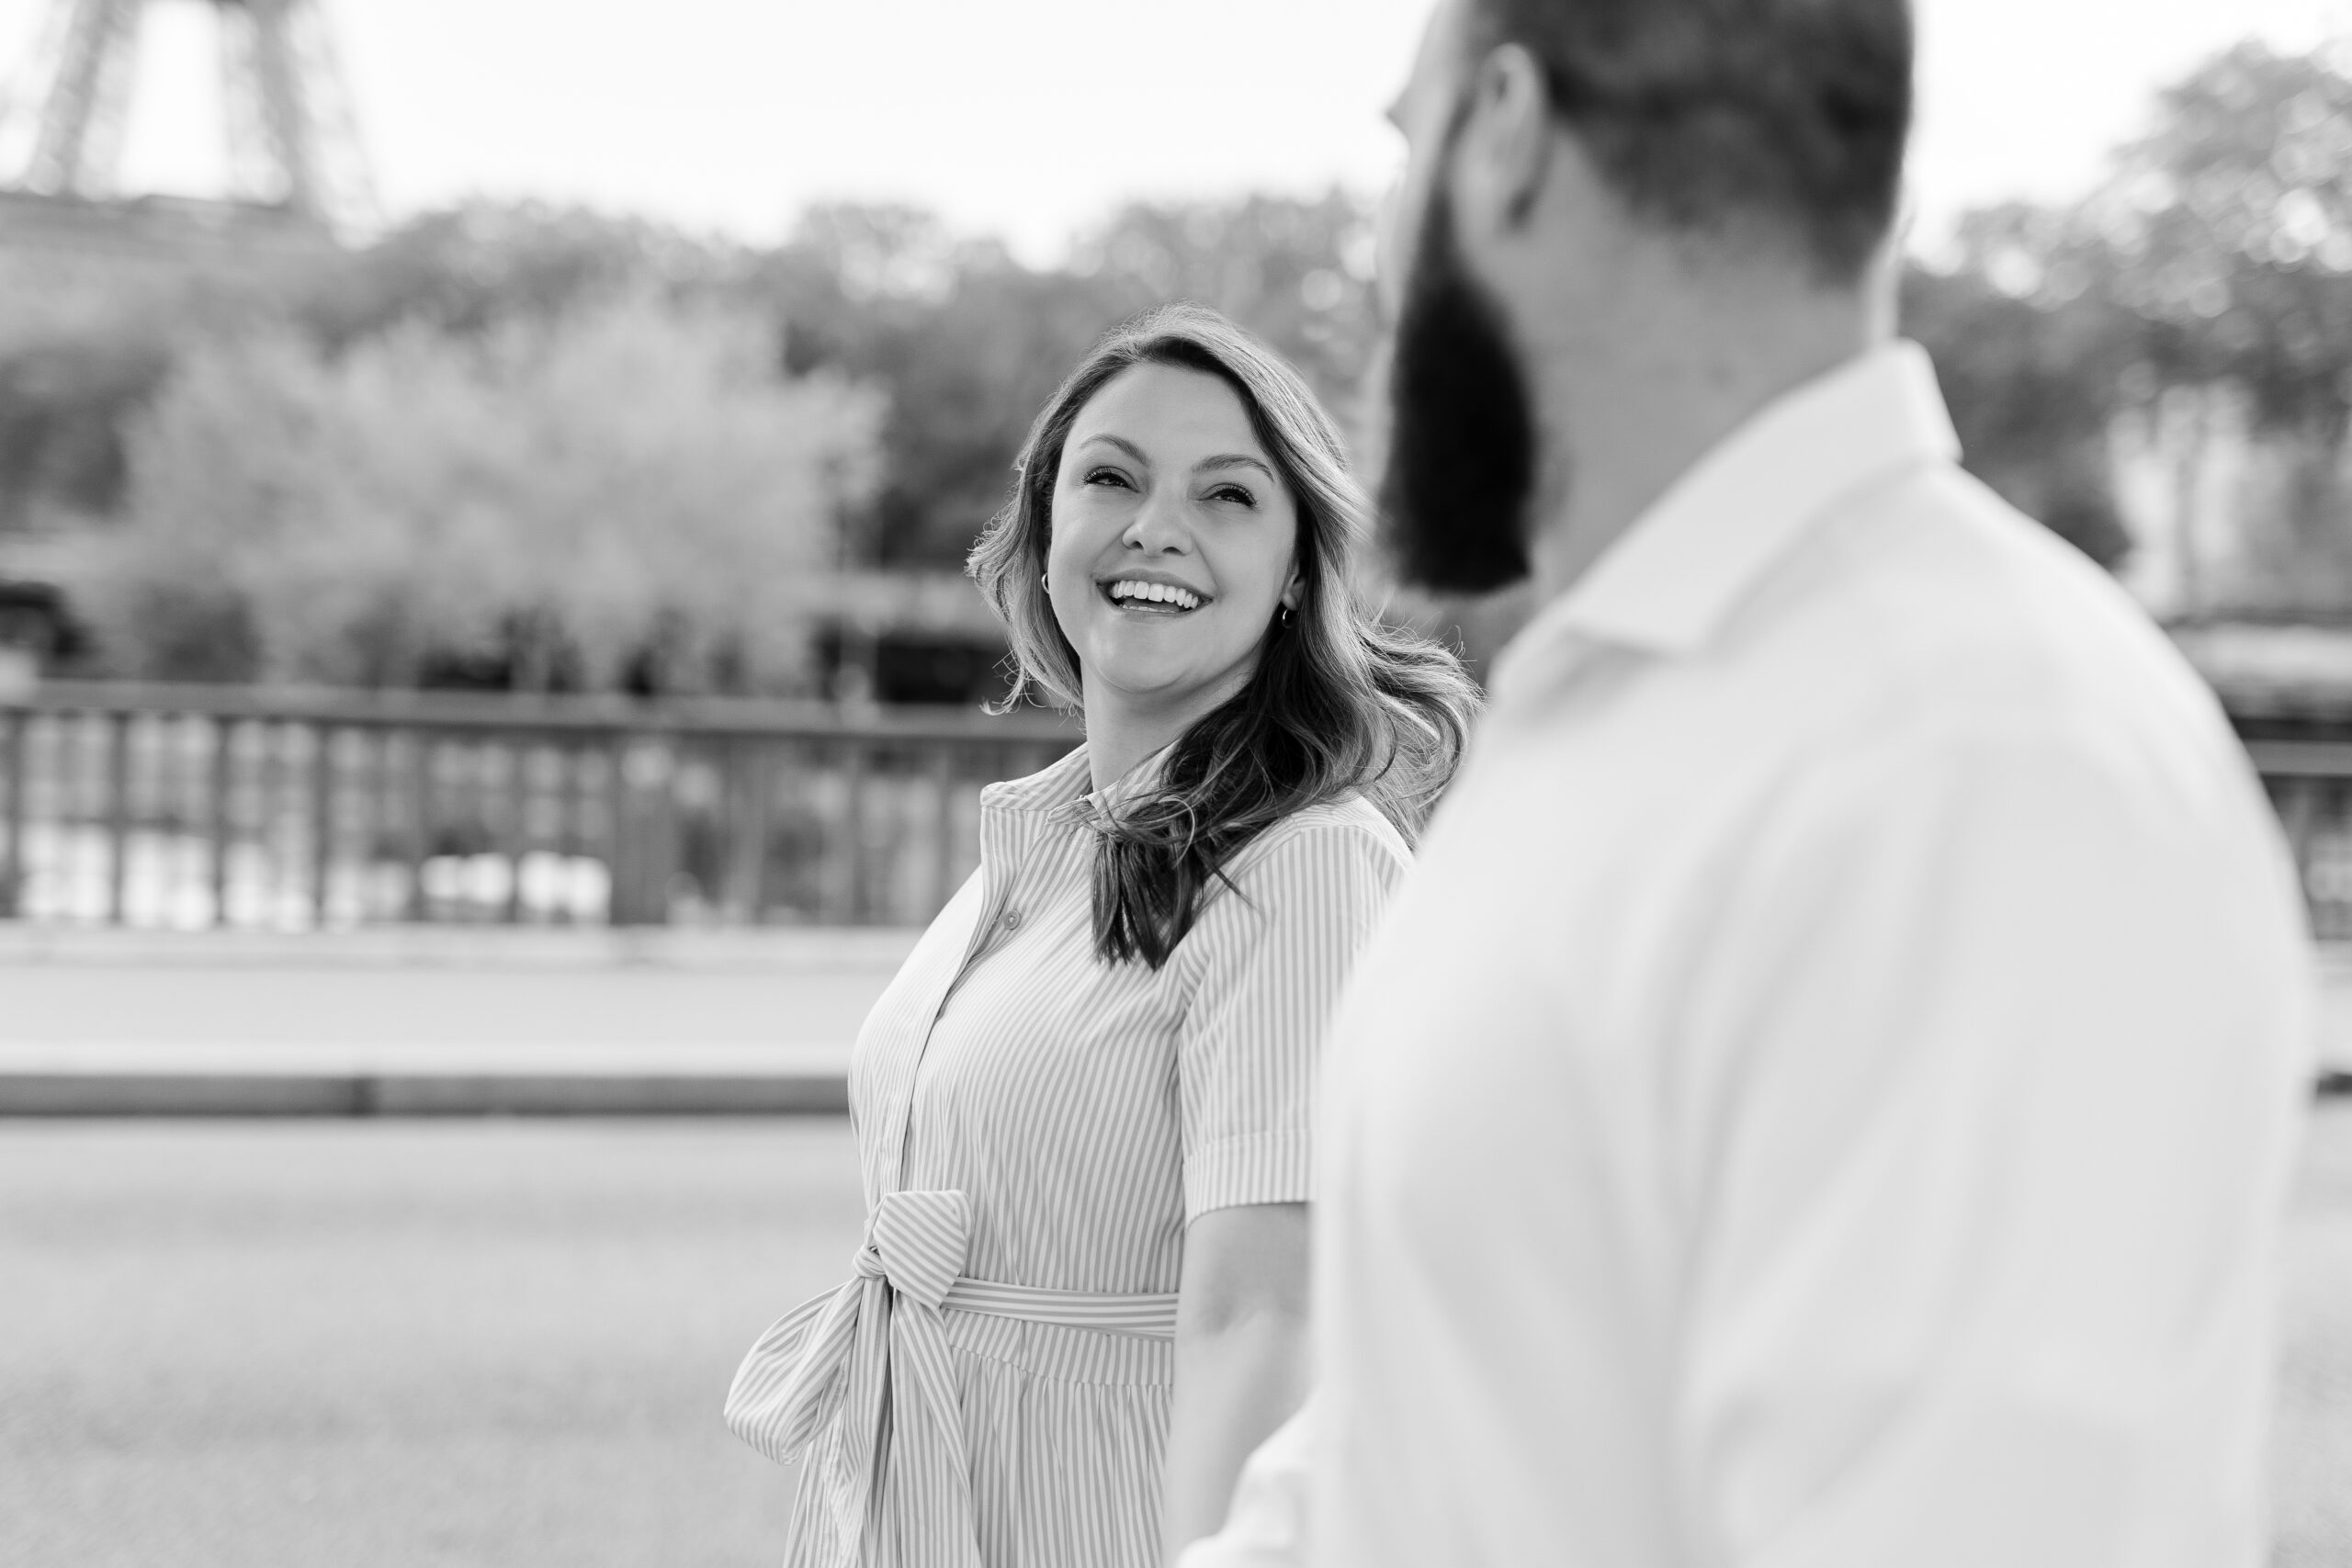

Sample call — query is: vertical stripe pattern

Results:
[724,744,1408,1568]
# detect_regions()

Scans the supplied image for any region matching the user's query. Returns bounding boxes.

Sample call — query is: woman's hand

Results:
[1161,1201,1312,1566]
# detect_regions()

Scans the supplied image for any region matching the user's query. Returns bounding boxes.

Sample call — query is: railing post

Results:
[555,739,586,923]
[354,727,384,920]
[502,740,530,924]
[404,730,434,921]
[723,739,773,923]
[309,723,336,928]
[1,709,26,919]
[208,716,235,926]
[840,739,869,924]
[105,709,130,926]
[610,730,676,927]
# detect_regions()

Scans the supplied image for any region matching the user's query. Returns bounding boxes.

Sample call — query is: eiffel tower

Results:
[6,0,373,227]
[0,0,373,327]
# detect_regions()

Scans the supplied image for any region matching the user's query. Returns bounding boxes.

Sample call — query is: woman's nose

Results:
[1120,487,1191,554]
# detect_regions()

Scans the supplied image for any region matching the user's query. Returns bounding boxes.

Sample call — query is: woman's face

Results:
[1045,364,1303,721]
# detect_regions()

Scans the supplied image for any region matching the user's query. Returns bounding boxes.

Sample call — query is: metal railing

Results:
[7,682,2351,939]
[0,682,1078,930]
[2248,739,2352,942]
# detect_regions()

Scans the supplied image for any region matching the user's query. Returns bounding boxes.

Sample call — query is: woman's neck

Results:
[1080,668,1251,796]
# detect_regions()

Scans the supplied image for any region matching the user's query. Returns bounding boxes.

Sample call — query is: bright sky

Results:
[3,0,2349,262]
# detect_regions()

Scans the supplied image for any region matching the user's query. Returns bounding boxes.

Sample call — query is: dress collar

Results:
[1490,340,1960,703]
[979,742,1095,817]
[976,739,1182,820]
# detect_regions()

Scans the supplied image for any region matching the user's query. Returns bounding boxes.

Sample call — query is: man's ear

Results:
[1452,43,1553,240]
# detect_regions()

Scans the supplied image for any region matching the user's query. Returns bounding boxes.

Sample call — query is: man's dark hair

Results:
[1470,0,1912,280]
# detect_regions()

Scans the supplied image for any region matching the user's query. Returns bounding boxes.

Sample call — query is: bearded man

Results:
[1184,2,2315,1565]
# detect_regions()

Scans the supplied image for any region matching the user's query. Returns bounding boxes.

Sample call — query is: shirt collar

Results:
[978,738,1180,825]
[1490,340,1959,698]
[980,740,1094,816]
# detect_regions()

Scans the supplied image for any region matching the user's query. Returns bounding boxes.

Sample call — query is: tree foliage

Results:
[13,38,2352,690]
[70,293,880,690]
[1909,42,2352,606]
[747,192,1379,567]
[1900,260,2138,569]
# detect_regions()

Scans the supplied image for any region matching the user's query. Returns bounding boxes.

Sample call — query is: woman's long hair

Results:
[968,303,1480,969]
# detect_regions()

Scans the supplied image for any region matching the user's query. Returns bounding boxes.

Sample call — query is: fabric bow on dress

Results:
[727,1188,1181,1568]
[728,1189,986,1568]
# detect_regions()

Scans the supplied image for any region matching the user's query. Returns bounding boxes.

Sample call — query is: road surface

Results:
[2,1112,2347,1566]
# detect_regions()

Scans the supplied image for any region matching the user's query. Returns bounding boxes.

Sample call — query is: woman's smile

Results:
[1101,575,1210,615]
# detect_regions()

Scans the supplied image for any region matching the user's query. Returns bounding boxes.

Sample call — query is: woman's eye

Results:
[1083,468,1133,490]
[1207,484,1256,507]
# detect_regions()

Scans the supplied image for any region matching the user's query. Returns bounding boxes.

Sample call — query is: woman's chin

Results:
[1084,656,1250,719]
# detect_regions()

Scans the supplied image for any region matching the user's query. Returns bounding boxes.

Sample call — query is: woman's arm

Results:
[1162,1201,1313,1566]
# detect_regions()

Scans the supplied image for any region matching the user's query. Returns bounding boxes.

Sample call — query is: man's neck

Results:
[1522,285,1883,605]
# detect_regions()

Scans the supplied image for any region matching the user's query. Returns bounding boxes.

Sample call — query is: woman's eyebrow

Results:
[1196,454,1274,479]
[1076,434,1150,465]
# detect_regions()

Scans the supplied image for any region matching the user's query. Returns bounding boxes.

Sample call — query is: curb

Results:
[0,924,923,972]
[0,1072,847,1116]
[0,1042,854,1117]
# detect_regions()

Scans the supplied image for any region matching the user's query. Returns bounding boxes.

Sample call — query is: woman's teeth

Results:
[1106,580,1202,611]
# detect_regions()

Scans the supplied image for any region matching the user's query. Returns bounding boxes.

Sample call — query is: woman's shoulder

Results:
[1226,793,1412,888]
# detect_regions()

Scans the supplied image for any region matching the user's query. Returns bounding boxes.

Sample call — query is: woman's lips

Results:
[1101,579,1205,613]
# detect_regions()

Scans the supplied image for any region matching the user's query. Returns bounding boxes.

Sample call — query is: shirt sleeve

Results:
[1178,819,1408,1223]
[1671,717,2312,1568]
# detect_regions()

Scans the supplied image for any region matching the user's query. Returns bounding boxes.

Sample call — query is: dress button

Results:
[1001,909,1022,931]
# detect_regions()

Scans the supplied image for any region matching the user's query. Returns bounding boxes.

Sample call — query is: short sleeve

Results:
[1177,817,1408,1223]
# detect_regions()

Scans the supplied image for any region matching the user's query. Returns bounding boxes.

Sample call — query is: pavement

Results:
[0,923,2345,1113]
[4,1110,2346,1566]
[0,1118,865,1568]
[0,925,915,1115]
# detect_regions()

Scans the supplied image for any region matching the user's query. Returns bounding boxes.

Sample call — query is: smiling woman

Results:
[723,304,1477,1568]
[979,304,1479,966]
[1046,365,1305,803]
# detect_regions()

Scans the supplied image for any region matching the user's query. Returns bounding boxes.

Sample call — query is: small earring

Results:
[1040,573,1050,593]
[1279,604,1295,628]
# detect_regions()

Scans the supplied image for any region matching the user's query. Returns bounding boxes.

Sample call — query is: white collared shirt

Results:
[1186,341,2314,1568]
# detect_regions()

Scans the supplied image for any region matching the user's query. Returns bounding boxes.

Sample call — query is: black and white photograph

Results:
[0,2,2348,1564]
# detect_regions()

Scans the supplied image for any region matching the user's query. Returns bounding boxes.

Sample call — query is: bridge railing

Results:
[2249,740,2352,942]
[8,683,2352,939]
[0,682,1078,930]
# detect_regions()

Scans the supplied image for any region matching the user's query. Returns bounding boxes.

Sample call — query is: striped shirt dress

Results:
[726,744,1408,1568]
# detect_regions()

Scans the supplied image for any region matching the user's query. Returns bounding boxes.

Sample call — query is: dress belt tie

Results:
[724,1188,1180,1568]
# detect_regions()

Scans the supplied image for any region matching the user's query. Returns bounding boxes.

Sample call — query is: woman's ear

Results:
[1280,563,1305,613]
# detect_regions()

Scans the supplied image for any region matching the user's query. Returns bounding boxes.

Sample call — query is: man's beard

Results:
[1375,182,1540,595]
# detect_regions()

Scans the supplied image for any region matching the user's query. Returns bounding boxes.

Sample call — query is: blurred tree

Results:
[1900,255,2137,570]
[751,191,1382,570]
[0,325,173,528]
[2088,41,2352,431]
[1931,42,2352,610]
[0,201,741,537]
[1070,191,1383,405]
[34,39,2352,690]
[68,293,882,690]
[300,201,747,347]
[750,209,1129,567]
[2096,42,2352,613]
